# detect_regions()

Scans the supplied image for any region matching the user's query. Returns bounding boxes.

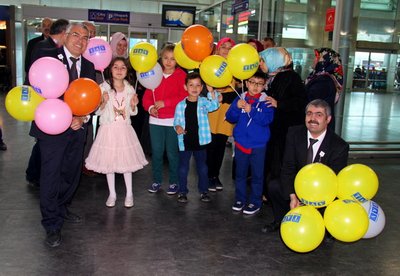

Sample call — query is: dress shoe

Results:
[124,196,134,208]
[262,221,281,233]
[45,230,61,248]
[106,196,116,208]
[63,210,82,223]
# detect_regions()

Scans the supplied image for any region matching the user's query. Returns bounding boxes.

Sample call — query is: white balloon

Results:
[136,63,163,90]
[361,200,386,239]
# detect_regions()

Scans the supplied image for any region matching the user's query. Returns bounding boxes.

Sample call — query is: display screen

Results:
[161,5,196,28]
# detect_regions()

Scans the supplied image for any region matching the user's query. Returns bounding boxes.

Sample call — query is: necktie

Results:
[70,57,79,80]
[306,138,318,164]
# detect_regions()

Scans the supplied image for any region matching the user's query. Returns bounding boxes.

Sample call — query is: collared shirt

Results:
[63,46,81,77]
[307,129,327,162]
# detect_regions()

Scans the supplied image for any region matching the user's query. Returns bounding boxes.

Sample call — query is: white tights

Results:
[106,172,133,198]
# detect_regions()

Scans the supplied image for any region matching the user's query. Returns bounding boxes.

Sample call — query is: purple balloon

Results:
[34,99,73,135]
[83,38,113,71]
[136,63,163,90]
[29,57,69,99]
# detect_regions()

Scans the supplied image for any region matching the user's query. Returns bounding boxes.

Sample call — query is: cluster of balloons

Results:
[280,163,385,253]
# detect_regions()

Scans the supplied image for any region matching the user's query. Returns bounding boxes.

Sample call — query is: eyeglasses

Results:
[247,80,265,88]
[67,32,89,42]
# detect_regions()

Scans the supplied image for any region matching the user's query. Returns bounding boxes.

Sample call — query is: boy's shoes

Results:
[0,141,7,151]
[200,193,211,202]
[232,201,245,212]
[262,221,280,233]
[106,196,116,208]
[124,196,134,208]
[243,204,260,215]
[208,178,217,192]
[166,184,178,195]
[45,230,61,248]
[177,193,188,203]
[148,183,161,193]
[215,177,223,191]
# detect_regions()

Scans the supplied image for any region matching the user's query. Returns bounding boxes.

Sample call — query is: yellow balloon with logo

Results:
[5,85,45,121]
[280,206,325,253]
[324,199,369,242]
[199,55,233,88]
[174,42,200,70]
[129,42,158,73]
[227,43,260,80]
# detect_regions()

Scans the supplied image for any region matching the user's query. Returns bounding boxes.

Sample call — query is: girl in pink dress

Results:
[86,57,148,208]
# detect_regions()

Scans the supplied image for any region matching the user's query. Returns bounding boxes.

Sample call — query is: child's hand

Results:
[103,92,109,104]
[218,94,223,102]
[244,103,251,113]
[131,94,139,106]
[150,106,158,117]
[154,100,165,109]
[237,99,246,109]
[175,125,186,135]
[266,96,277,108]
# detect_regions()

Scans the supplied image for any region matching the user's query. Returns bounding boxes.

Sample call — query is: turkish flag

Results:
[325,7,335,32]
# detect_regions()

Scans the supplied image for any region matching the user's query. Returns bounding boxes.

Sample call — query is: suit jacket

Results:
[280,125,349,198]
[25,34,46,73]
[29,46,96,140]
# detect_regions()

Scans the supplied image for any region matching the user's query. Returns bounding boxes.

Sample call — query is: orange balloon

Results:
[181,24,214,62]
[64,78,101,116]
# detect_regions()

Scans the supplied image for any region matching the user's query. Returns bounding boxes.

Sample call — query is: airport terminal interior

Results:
[1,0,400,275]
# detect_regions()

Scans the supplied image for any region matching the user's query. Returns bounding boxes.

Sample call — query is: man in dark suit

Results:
[25,19,69,188]
[25,17,52,74]
[262,99,349,232]
[28,22,96,247]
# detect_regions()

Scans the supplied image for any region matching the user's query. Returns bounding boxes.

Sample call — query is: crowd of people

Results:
[18,18,348,248]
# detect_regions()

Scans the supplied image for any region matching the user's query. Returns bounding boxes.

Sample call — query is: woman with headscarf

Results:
[305,48,343,130]
[259,47,307,201]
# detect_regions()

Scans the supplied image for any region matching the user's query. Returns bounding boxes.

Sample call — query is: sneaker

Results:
[148,183,161,193]
[200,193,211,202]
[177,193,188,203]
[215,177,223,191]
[167,184,178,195]
[243,204,260,215]
[232,201,245,212]
[208,178,217,192]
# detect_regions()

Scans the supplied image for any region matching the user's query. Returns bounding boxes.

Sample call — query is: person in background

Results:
[142,43,187,195]
[83,21,96,40]
[247,38,264,53]
[305,48,343,131]
[25,17,53,74]
[174,72,220,203]
[226,70,274,215]
[262,99,349,232]
[261,37,276,49]
[259,47,307,204]
[85,57,148,208]
[206,37,237,192]
[0,127,6,151]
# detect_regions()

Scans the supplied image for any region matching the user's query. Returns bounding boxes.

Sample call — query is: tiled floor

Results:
[0,91,399,275]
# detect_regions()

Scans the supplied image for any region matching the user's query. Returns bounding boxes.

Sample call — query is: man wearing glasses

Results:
[28,22,96,248]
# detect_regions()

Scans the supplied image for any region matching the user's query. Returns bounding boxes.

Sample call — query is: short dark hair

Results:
[306,99,332,116]
[185,71,203,85]
[248,70,267,82]
[50,19,69,35]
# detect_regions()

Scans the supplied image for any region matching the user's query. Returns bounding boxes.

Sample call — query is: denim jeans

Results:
[178,149,208,194]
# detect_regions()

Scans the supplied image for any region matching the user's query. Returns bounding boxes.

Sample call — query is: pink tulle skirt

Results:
[85,120,148,174]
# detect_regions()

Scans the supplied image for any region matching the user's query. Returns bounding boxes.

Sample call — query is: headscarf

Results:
[110,32,128,59]
[306,47,343,95]
[247,38,264,53]
[216,37,235,50]
[259,47,292,75]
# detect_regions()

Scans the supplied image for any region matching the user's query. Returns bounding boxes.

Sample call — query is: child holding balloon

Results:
[142,43,187,194]
[85,57,148,208]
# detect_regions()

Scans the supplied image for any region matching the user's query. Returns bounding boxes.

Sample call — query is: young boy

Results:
[226,70,274,215]
[173,72,220,203]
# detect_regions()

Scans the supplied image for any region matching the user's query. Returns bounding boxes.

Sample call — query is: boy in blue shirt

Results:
[174,72,220,203]
[226,70,274,214]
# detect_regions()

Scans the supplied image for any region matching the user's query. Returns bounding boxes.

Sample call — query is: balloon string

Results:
[229,84,241,98]
[229,83,250,119]
[134,79,138,93]
[101,70,105,82]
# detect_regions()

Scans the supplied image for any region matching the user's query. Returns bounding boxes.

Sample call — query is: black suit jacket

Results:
[28,46,96,140]
[25,34,46,73]
[280,125,349,198]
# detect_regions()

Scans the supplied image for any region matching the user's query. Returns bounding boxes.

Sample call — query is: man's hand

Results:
[71,116,85,131]
[289,193,300,209]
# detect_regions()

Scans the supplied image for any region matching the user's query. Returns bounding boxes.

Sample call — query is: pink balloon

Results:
[136,63,163,90]
[83,38,113,71]
[34,99,73,135]
[29,57,69,99]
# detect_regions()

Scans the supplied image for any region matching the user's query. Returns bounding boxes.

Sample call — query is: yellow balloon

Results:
[129,42,158,73]
[294,163,337,208]
[5,85,45,121]
[199,55,233,88]
[337,164,379,202]
[280,206,325,253]
[324,199,369,242]
[227,43,259,80]
[174,42,200,70]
